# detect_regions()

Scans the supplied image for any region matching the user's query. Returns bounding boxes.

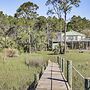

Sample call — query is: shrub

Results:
[53,45,65,54]
[29,60,42,67]
[53,45,60,55]
[3,48,19,57]
[25,57,45,67]
[60,46,65,54]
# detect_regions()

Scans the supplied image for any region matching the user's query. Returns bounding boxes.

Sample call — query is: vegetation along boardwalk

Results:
[36,61,70,90]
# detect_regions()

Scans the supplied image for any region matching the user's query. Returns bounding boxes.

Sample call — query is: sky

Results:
[0,0,90,20]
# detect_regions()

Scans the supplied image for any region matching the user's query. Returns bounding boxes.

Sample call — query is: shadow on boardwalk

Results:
[47,77,67,82]
[27,81,36,90]
[36,62,69,90]
[27,62,70,90]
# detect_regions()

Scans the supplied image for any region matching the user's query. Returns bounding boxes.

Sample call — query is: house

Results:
[52,30,90,50]
[65,30,85,41]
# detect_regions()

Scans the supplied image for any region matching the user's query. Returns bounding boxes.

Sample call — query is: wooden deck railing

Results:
[27,60,48,90]
[57,56,90,90]
[28,57,90,90]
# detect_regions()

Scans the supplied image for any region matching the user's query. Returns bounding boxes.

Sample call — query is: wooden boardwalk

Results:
[36,61,70,90]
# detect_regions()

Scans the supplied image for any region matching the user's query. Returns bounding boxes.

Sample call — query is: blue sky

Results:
[0,0,90,20]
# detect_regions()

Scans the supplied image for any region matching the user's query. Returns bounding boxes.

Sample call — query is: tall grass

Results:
[0,52,54,90]
[60,51,90,77]
[0,50,90,90]
[60,50,90,90]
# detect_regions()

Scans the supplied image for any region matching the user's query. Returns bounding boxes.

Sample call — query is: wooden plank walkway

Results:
[36,61,70,90]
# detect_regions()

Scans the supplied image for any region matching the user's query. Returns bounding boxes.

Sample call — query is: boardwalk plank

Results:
[36,62,69,90]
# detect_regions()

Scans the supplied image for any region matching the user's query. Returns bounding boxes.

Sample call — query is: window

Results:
[67,36,73,40]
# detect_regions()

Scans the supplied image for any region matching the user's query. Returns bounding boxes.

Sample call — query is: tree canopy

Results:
[0,1,90,53]
[15,1,39,19]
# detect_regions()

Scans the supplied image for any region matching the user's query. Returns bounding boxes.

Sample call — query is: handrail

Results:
[72,65,85,79]
[58,56,90,90]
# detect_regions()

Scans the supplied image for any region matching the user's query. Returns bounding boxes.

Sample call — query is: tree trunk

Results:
[58,13,63,54]
[59,19,62,54]
[47,23,49,51]
[5,35,7,48]
[64,11,67,54]
[29,34,31,54]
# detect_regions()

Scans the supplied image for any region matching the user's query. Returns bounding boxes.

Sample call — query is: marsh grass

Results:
[60,50,90,90]
[0,52,51,90]
[0,50,90,90]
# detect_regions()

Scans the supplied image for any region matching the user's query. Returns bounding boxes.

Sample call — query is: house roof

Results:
[66,30,85,36]
[52,30,86,42]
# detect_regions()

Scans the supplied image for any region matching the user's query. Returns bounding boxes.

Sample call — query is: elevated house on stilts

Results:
[52,30,90,50]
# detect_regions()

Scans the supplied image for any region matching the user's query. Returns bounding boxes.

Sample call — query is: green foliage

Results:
[35,16,47,31]
[3,48,19,57]
[0,0,89,53]
[67,15,90,32]
[47,16,64,31]
[61,50,90,77]
[60,50,90,90]
[0,51,57,90]
[15,1,39,19]
[46,0,80,53]
[25,56,46,67]
[53,45,60,54]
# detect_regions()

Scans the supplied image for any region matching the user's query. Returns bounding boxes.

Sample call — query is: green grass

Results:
[0,52,52,90]
[60,50,90,77]
[0,50,90,90]
[60,50,90,90]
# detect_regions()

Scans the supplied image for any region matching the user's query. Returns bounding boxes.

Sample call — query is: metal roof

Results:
[66,30,85,36]
[52,30,87,42]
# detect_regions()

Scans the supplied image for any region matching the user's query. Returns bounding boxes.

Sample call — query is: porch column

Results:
[79,41,80,49]
[71,40,74,49]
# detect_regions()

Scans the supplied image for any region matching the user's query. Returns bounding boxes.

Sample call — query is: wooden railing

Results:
[57,56,90,90]
[27,60,48,90]
[28,57,90,90]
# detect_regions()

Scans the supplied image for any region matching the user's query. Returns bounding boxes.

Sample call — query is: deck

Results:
[36,61,70,90]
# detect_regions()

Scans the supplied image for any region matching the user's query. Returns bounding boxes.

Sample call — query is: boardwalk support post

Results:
[60,58,64,72]
[45,60,48,67]
[34,74,39,88]
[85,78,90,90]
[60,57,62,69]
[41,66,44,74]
[67,60,72,90]
[39,66,44,79]
[57,56,59,64]
[62,58,65,73]
[44,63,46,70]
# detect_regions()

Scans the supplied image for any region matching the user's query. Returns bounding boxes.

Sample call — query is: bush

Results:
[53,45,60,55]
[3,48,19,57]
[60,46,65,54]
[25,57,45,67]
[53,45,65,54]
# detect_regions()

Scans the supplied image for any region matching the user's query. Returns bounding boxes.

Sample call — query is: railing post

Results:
[60,57,62,69]
[44,63,46,70]
[34,73,39,88]
[57,56,59,64]
[39,66,44,79]
[61,58,64,72]
[62,58,65,73]
[85,78,90,90]
[57,57,64,73]
[41,66,44,74]
[67,60,72,90]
